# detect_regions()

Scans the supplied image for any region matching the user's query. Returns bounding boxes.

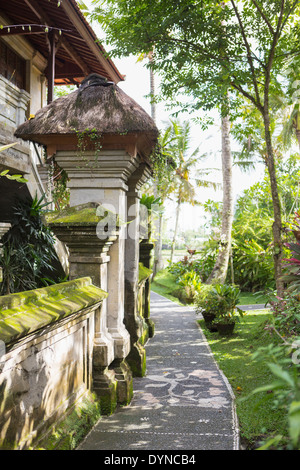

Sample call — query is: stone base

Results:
[92,367,118,415]
[126,341,147,378]
[110,359,133,406]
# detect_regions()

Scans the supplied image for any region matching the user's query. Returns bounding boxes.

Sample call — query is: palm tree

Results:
[167,120,219,265]
[279,65,300,151]
[137,49,164,275]
[207,112,234,285]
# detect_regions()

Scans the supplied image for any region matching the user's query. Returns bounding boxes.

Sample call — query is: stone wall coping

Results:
[45,202,120,227]
[138,262,152,284]
[0,277,108,345]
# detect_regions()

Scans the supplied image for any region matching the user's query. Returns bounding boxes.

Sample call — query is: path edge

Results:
[151,291,240,450]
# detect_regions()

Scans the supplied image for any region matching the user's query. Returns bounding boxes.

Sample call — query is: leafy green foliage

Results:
[250,340,300,449]
[51,161,70,210]
[0,195,60,294]
[267,294,300,338]
[282,211,300,293]
[87,0,300,293]
[195,283,243,323]
[87,1,300,116]
[232,239,275,292]
[243,281,300,449]
[177,270,202,303]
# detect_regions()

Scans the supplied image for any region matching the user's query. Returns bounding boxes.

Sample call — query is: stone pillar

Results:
[124,164,151,376]
[0,223,11,243]
[139,239,155,338]
[0,223,11,284]
[36,163,54,204]
[54,149,141,406]
[48,208,119,414]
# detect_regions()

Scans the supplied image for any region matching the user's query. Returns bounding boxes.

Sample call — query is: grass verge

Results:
[152,270,286,448]
[152,269,269,306]
[151,269,185,305]
[197,311,287,449]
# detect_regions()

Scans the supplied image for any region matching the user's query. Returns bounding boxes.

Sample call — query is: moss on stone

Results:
[0,277,108,345]
[36,392,102,450]
[138,322,149,346]
[98,382,118,416]
[45,202,120,227]
[138,262,152,283]
[128,350,147,378]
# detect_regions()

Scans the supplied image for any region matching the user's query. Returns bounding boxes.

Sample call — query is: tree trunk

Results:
[170,199,181,265]
[149,52,156,124]
[153,212,164,275]
[148,50,163,277]
[296,128,300,151]
[263,110,284,296]
[207,114,233,284]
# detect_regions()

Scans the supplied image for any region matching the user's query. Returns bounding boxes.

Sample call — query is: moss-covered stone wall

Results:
[0,277,107,450]
[0,277,108,345]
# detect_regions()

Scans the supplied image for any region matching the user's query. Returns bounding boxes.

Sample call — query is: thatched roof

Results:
[15,74,159,157]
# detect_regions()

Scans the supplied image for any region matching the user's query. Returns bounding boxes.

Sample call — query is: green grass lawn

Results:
[198,313,286,448]
[151,269,185,304]
[152,269,269,306]
[151,269,287,448]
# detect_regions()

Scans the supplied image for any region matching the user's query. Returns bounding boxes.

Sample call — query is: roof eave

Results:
[62,0,124,84]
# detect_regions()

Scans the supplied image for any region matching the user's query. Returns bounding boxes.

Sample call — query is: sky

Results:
[82,1,266,235]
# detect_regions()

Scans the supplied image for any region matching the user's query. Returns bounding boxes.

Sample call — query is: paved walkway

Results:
[78,292,240,451]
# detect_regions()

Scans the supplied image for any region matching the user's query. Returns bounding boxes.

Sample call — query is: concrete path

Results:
[78,292,240,451]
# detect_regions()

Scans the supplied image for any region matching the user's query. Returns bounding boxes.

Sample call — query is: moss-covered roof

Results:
[0,277,107,345]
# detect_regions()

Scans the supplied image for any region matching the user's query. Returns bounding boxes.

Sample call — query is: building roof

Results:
[15,74,159,158]
[0,0,124,85]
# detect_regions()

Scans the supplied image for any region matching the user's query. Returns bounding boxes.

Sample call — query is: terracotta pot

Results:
[216,322,235,336]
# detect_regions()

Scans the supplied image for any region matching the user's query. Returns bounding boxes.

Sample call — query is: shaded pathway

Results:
[78,292,240,450]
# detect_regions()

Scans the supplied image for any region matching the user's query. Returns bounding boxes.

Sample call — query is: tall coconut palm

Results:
[137,49,164,275]
[167,120,219,265]
[207,114,233,284]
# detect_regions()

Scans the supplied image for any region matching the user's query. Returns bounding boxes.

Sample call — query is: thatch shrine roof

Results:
[15,74,159,158]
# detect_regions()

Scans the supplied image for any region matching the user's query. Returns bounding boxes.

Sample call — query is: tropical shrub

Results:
[231,239,275,292]
[267,294,300,339]
[283,212,300,294]
[195,283,242,317]
[247,265,300,449]
[0,195,61,294]
[250,340,300,450]
[167,246,217,283]
[167,258,193,278]
[195,284,222,316]
[177,270,202,303]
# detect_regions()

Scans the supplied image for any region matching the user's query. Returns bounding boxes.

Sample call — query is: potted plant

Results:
[195,284,222,331]
[211,284,244,335]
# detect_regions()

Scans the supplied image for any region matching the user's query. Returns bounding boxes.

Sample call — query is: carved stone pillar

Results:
[14,73,159,412]
[0,223,11,284]
[124,163,151,376]
[48,203,120,413]
[53,149,142,405]
[139,239,155,338]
